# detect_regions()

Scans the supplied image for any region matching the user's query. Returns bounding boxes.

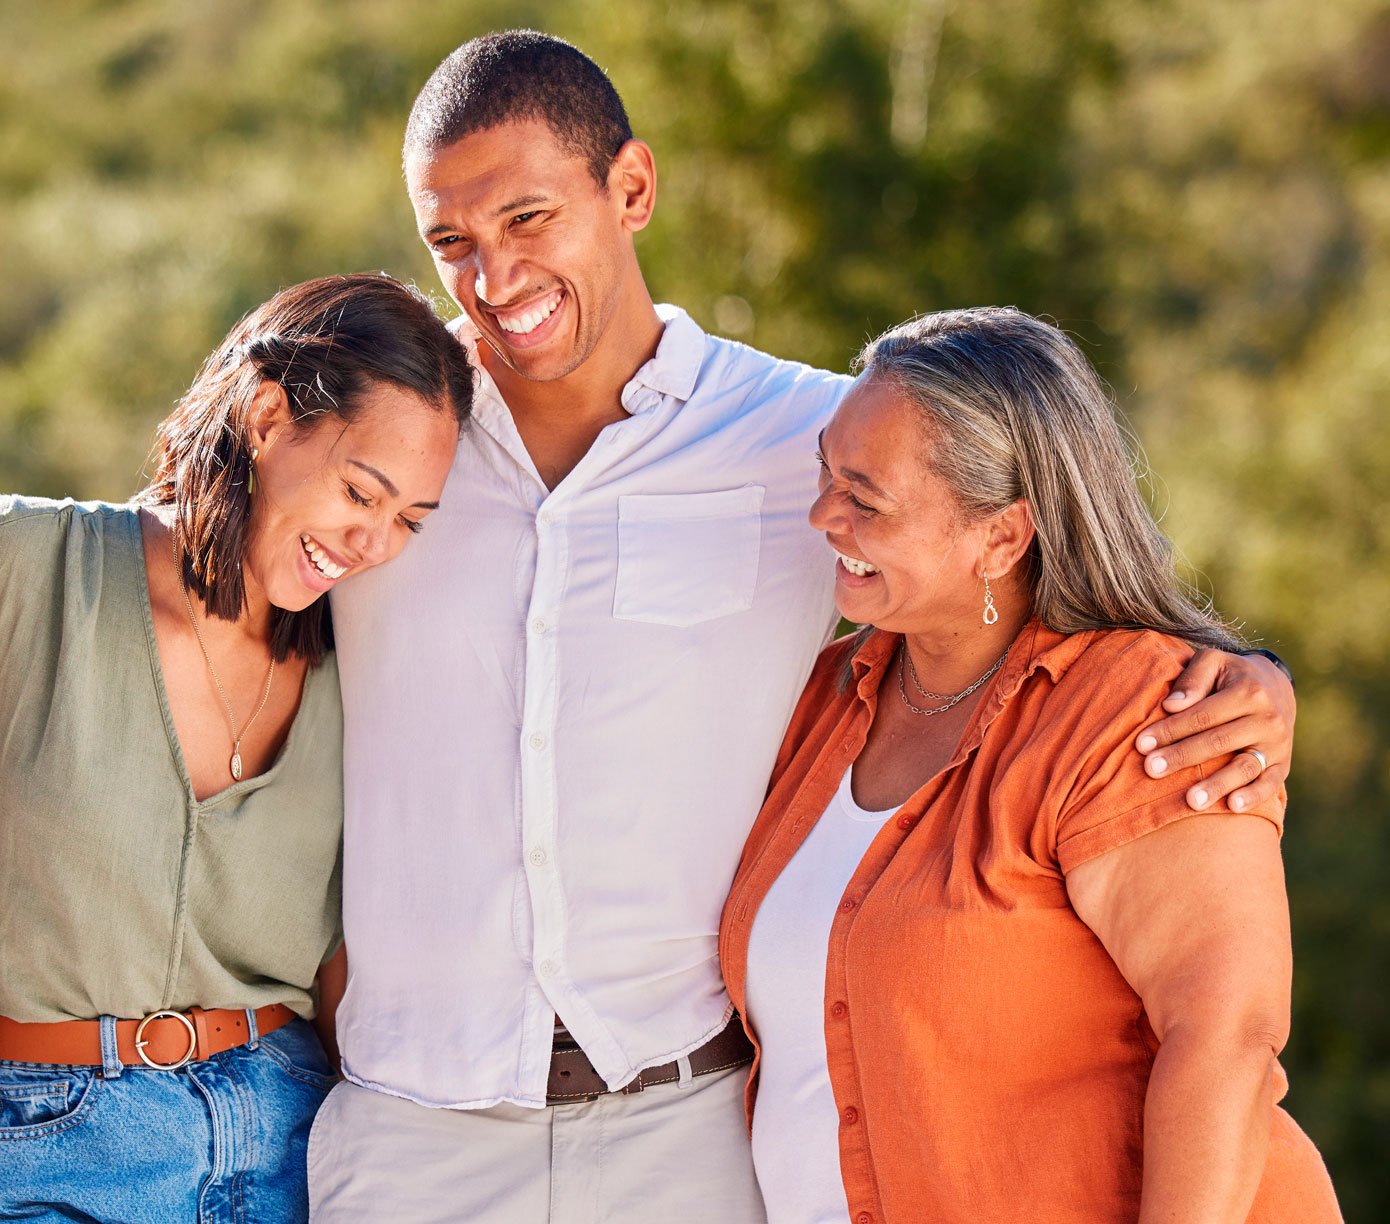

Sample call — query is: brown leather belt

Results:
[0,1004,297,1070]
[546,1018,753,1105]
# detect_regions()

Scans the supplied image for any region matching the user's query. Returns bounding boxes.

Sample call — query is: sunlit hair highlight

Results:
[138,273,474,665]
[852,306,1243,653]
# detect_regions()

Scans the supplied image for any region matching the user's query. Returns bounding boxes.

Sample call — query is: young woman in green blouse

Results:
[0,273,472,1223]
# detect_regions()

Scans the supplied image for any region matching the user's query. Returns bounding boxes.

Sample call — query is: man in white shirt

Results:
[309,31,1295,1223]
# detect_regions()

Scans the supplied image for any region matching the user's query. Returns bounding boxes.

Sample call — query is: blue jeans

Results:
[0,1016,335,1223]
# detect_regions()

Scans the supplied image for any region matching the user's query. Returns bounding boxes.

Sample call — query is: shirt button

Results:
[855,1213,873,1224]
[538,510,554,526]
[897,814,917,829]
[529,848,547,866]
[839,897,857,913]
[539,959,557,977]
[842,1106,859,1125]
[530,617,548,635]
[830,1002,848,1019]
[529,734,547,751]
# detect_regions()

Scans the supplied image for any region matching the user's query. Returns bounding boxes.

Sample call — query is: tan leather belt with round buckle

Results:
[133,1010,198,1069]
[0,1003,296,1070]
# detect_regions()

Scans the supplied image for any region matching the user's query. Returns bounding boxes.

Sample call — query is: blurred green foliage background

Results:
[2,0,1386,1214]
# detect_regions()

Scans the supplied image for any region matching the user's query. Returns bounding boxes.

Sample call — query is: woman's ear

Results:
[247,380,292,456]
[981,498,1036,579]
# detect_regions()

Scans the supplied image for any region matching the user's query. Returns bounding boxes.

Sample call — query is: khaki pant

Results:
[307,1064,767,1224]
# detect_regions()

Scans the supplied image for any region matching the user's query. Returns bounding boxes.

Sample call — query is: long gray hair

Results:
[853,306,1242,651]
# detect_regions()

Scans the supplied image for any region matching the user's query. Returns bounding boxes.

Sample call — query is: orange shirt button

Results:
[839,897,857,913]
[855,1214,873,1224]
[842,1105,859,1124]
[897,814,916,829]
[830,1001,848,1019]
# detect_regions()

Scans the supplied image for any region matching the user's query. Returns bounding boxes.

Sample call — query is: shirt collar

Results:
[849,619,1094,707]
[451,305,706,419]
[625,304,705,406]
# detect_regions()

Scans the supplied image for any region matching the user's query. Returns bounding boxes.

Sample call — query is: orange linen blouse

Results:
[720,622,1340,1224]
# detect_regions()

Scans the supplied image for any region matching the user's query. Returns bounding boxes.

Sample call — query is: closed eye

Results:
[816,450,876,513]
[345,483,371,507]
[399,517,424,535]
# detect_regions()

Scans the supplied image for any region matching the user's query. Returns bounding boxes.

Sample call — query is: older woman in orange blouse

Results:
[720,308,1340,1224]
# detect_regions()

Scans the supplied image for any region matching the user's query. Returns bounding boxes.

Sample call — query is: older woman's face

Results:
[809,377,984,636]
[245,380,459,612]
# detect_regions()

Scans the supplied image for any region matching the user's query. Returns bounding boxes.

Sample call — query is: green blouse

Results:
[0,496,343,1022]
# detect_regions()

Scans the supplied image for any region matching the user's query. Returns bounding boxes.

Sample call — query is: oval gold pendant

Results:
[230,751,243,781]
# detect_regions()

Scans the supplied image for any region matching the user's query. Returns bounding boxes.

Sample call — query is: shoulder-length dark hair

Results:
[138,273,474,665]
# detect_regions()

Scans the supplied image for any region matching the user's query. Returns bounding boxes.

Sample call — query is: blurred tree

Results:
[1,0,1386,1213]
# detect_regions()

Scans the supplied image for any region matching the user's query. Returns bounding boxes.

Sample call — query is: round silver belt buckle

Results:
[133,1010,197,1069]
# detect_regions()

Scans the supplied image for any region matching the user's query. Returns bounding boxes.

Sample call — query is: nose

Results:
[473,241,526,307]
[808,485,842,533]
[344,520,395,569]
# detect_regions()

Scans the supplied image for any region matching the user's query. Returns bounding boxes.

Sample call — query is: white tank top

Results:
[744,765,895,1224]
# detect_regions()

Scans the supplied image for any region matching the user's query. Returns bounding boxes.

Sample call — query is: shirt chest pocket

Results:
[613,486,765,628]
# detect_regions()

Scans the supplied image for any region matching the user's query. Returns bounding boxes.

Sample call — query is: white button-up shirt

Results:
[331,306,848,1108]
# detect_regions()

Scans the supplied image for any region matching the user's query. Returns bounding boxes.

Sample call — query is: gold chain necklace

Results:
[176,558,276,782]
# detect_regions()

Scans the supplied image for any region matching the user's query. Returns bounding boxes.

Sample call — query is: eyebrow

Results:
[347,459,441,510]
[492,193,549,218]
[817,429,893,501]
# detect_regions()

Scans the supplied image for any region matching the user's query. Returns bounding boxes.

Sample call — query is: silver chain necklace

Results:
[896,642,1008,718]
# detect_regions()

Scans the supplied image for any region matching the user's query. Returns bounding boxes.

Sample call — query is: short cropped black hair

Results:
[404,30,634,185]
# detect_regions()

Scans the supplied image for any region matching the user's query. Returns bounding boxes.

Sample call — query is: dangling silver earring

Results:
[982,572,998,626]
[249,447,259,496]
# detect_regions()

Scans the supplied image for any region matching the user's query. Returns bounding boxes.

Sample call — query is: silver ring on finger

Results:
[1237,747,1268,773]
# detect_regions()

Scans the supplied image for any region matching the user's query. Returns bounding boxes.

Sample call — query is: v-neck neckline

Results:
[127,507,320,808]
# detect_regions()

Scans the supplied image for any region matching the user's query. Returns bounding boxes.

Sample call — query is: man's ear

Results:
[982,498,1036,579]
[247,380,292,455]
[609,139,657,233]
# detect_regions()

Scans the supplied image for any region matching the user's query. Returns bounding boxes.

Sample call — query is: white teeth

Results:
[300,534,346,580]
[497,292,561,335]
[835,550,879,577]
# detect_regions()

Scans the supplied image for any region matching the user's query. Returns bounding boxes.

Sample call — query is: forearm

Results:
[312,943,348,1074]
[1140,1023,1282,1223]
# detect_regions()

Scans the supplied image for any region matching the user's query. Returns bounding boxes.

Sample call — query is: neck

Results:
[141,505,275,648]
[481,287,664,438]
[481,297,664,489]
[233,565,276,645]
[901,587,1033,696]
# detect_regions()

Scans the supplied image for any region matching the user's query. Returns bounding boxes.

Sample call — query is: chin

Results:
[260,565,327,614]
[501,346,582,384]
[283,593,325,614]
[267,588,323,615]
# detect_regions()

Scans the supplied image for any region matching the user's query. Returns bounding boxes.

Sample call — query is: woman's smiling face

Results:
[243,379,460,612]
[809,376,988,636]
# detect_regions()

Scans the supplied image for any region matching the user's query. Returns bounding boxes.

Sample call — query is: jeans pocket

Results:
[260,1021,338,1091]
[0,1065,101,1140]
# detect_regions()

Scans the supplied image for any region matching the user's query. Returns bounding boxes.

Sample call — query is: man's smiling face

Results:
[407,118,639,385]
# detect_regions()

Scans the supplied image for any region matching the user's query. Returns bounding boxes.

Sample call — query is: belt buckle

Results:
[134,1010,198,1069]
